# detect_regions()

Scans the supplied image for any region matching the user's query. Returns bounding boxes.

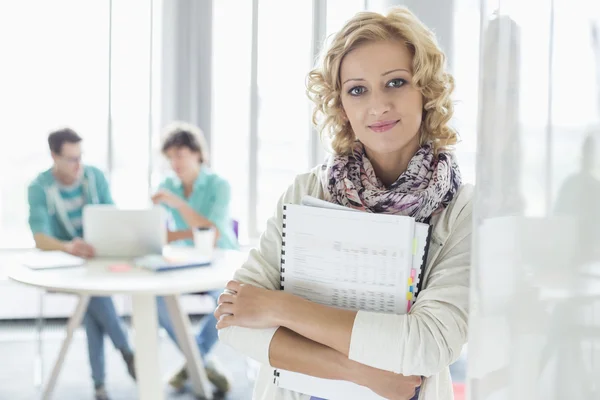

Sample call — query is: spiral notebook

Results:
[273,198,431,399]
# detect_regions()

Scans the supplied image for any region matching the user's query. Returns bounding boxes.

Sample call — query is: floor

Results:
[0,318,467,400]
[0,318,255,400]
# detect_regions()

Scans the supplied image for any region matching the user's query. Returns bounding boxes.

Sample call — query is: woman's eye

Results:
[387,78,407,88]
[348,86,366,96]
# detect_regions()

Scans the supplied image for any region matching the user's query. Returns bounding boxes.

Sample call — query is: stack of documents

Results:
[273,196,431,399]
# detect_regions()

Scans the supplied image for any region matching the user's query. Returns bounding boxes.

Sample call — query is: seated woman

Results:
[151,122,238,394]
[215,7,472,400]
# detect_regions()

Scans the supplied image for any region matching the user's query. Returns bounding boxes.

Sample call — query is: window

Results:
[211,0,253,243]
[211,1,368,241]
[213,0,369,241]
[110,0,161,209]
[477,0,600,215]
[547,0,600,206]
[254,0,315,234]
[453,0,481,186]
[0,1,109,248]
[0,1,160,248]
[327,0,366,37]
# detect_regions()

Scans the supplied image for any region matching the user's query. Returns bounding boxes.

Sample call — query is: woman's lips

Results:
[368,120,399,133]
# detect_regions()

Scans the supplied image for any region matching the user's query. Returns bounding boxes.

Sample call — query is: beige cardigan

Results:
[219,166,473,400]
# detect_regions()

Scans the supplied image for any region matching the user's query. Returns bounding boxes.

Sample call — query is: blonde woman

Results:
[216,7,472,400]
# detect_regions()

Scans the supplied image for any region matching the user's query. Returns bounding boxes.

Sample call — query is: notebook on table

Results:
[133,254,212,272]
[273,197,431,400]
[23,251,86,270]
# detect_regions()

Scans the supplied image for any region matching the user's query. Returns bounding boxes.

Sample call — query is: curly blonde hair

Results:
[307,7,457,155]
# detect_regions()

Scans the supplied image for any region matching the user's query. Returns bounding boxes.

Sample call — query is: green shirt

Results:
[28,166,113,241]
[159,168,238,249]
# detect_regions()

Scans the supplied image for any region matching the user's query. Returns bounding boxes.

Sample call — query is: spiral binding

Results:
[280,205,287,290]
[273,205,290,385]
[413,224,433,299]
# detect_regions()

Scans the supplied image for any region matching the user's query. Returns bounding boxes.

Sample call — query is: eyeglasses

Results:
[59,155,82,164]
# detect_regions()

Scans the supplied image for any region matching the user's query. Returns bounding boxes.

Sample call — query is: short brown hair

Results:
[48,128,82,155]
[161,121,209,164]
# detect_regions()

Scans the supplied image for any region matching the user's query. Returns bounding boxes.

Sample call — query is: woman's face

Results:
[339,39,423,159]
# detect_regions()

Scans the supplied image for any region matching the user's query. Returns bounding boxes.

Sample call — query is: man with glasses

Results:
[27,128,135,400]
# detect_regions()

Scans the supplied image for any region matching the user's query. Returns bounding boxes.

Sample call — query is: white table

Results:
[7,249,247,400]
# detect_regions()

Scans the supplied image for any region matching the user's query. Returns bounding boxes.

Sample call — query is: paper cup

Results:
[193,227,216,258]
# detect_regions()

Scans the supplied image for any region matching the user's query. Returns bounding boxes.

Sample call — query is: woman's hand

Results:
[369,374,421,400]
[214,280,285,330]
[151,189,185,209]
[352,366,421,400]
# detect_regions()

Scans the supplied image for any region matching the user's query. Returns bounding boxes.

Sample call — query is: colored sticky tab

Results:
[108,263,132,272]
[411,269,416,278]
[409,285,414,293]
[408,277,413,286]
[407,292,413,300]
[412,238,418,255]
[407,301,412,312]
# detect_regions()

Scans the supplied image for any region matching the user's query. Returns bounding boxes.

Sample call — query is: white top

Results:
[218,166,474,400]
[7,249,246,296]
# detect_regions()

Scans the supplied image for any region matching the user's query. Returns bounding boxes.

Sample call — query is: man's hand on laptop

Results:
[64,238,96,259]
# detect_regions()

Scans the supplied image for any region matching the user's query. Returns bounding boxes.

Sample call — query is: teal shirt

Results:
[27,166,113,241]
[56,181,85,238]
[159,168,238,250]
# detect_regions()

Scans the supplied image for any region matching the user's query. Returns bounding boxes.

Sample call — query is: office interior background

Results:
[0,0,599,399]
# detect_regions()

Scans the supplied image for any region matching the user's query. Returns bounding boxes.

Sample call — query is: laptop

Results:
[83,205,167,258]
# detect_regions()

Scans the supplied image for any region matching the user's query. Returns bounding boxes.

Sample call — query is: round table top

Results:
[6,248,248,296]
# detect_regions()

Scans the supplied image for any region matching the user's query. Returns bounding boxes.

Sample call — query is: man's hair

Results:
[161,121,209,164]
[48,128,82,155]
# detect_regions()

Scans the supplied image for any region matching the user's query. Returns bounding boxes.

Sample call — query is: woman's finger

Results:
[216,314,235,329]
[218,293,235,305]
[217,302,234,315]
[225,280,241,293]
[214,303,234,319]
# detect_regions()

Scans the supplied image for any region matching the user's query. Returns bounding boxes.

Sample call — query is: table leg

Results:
[131,294,164,400]
[34,290,45,388]
[42,295,90,400]
[164,295,213,399]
